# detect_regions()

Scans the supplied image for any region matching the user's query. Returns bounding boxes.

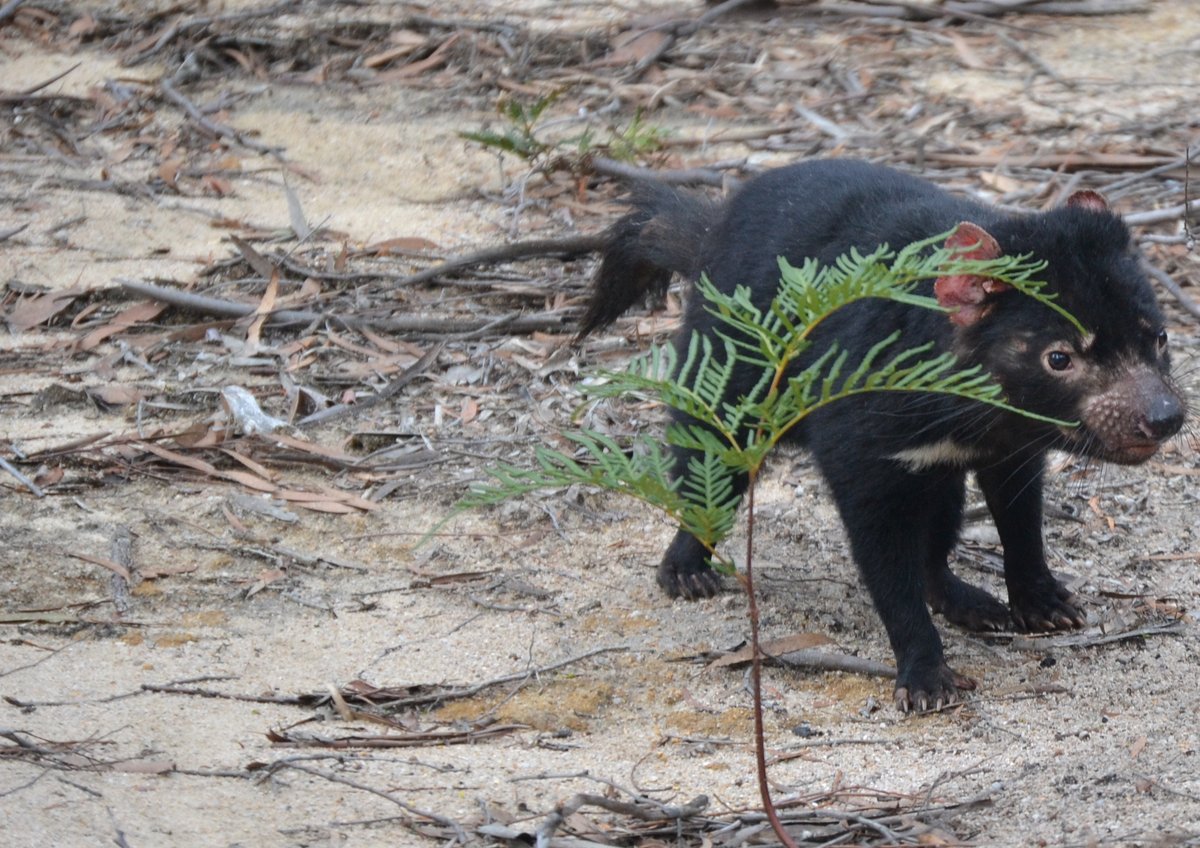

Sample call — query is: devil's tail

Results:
[576,182,718,340]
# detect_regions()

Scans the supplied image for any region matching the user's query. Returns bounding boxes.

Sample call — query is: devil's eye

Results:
[1046,350,1073,371]
[1157,329,1169,350]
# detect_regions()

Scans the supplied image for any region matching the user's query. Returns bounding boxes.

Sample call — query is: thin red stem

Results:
[744,472,798,848]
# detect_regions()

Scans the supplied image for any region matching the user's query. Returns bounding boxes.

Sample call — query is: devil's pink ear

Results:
[1065,190,1109,212]
[934,222,1010,327]
[943,222,1001,260]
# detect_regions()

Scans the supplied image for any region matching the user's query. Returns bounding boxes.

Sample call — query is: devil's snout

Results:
[1137,389,1185,442]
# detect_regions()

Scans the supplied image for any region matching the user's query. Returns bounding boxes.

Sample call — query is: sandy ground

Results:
[2,2,1200,846]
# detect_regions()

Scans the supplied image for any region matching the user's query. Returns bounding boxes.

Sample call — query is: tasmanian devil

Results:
[576,159,1187,712]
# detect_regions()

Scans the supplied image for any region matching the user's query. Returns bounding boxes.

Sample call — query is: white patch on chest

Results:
[889,439,983,471]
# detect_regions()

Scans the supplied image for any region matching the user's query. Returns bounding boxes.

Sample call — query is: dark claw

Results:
[678,570,724,600]
[1010,582,1085,632]
[657,532,725,599]
[657,557,724,599]
[894,663,976,713]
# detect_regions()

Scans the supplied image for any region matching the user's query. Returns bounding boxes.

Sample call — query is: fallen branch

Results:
[140,680,313,705]
[661,121,829,148]
[375,645,629,708]
[390,232,604,288]
[266,723,524,749]
[925,151,1178,171]
[1143,263,1200,321]
[195,229,605,289]
[1009,619,1184,651]
[117,278,576,337]
[797,0,1148,21]
[6,674,244,709]
[591,155,739,188]
[1123,197,1200,227]
[1102,147,1200,193]
[776,648,896,679]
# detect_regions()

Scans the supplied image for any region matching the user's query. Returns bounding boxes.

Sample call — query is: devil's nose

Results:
[1138,393,1185,441]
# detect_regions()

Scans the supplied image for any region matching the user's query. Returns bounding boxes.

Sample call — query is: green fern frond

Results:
[764,335,1076,448]
[664,422,747,468]
[458,435,686,519]
[583,334,747,446]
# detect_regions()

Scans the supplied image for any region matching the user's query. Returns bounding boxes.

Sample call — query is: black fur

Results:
[580,159,1186,712]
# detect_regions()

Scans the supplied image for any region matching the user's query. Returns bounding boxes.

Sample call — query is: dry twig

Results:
[297,344,443,427]
[159,78,284,156]
[1143,263,1200,321]
[622,0,765,82]
[269,761,467,842]
[0,0,26,26]
[0,456,44,498]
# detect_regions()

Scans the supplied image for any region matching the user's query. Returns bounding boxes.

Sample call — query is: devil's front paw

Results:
[894,661,976,713]
[1010,581,1085,632]
[928,573,1011,632]
[657,533,725,600]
